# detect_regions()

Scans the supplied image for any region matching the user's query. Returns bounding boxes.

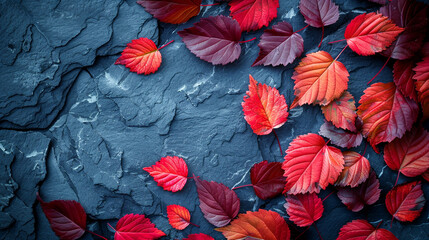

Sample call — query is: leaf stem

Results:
[107,223,116,232]
[86,230,108,240]
[232,184,253,190]
[201,3,220,6]
[239,37,256,44]
[294,24,310,34]
[362,142,368,156]
[322,191,334,202]
[367,56,391,85]
[189,221,200,228]
[328,39,346,44]
[314,224,324,240]
[296,226,311,239]
[334,45,348,62]
[272,129,283,156]
[318,26,324,48]
[394,171,400,187]
[375,220,383,229]
[158,40,174,50]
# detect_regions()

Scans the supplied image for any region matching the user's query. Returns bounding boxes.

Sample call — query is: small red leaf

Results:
[242,75,289,135]
[321,91,357,132]
[250,160,286,200]
[228,0,279,32]
[335,151,370,188]
[319,120,363,149]
[337,170,381,212]
[413,57,429,119]
[337,219,398,240]
[282,133,344,194]
[37,193,87,240]
[137,0,201,24]
[184,233,215,240]
[252,22,304,67]
[284,192,323,227]
[299,0,339,28]
[115,38,162,75]
[344,12,404,56]
[393,59,418,101]
[178,16,242,65]
[143,156,188,192]
[112,214,166,240]
[167,205,191,230]
[385,181,426,222]
[194,176,240,227]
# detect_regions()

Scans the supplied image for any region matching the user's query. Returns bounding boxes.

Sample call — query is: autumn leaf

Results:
[194,176,240,227]
[291,51,349,108]
[321,91,357,132]
[242,75,288,135]
[184,233,215,240]
[252,22,304,67]
[37,193,87,240]
[337,170,381,212]
[335,151,370,188]
[385,181,425,222]
[167,205,197,230]
[337,219,398,240]
[344,12,404,56]
[143,156,188,192]
[319,120,363,149]
[357,82,419,152]
[282,133,344,194]
[413,57,429,119]
[393,59,418,101]
[137,0,201,24]
[216,209,290,240]
[110,214,166,240]
[228,0,279,32]
[284,192,323,227]
[422,169,429,182]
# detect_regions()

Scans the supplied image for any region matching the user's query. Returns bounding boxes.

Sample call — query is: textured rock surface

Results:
[0,0,428,239]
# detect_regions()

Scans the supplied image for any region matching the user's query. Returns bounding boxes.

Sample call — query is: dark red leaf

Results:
[422,169,429,182]
[112,214,166,240]
[37,193,87,240]
[252,22,304,67]
[299,0,339,28]
[385,181,425,222]
[321,91,357,132]
[178,16,242,65]
[319,120,363,149]
[194,176,240,227]
[184,233,215,240]
[285,193,323,227]
[393,59,418,101]
[413,56,429,119]
[337,219,398,240]
[335,151,370,188]
[228,0,279,32]
[337,170,381,212]
[137,0,201,24]
[250,160,286,200]
[143,156,188,192]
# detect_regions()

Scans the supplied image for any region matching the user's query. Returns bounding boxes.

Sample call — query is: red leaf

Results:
[250,160,286,200]
[252,22,304,67]
[184,233,215,240]
[413,57,429,119]
[216,209,290,240]
[178,16,242,65]
[337,170,381,212]
[299,0,339,28]
[284,192,323,227]
[137,0,201,24]
[228,0,279,32]
[335,151,370,188]
[380,0,428,60]
[384,127,429,178]
[321,91,357,132]
[242,75,289,135]
[112,214,166,240]
[319,120,363,149]
[115,38,162,75]
[143,156,188,192]
[194,176,240,227]
[344,12,404,56]
[282,133,344,194]
[337,219,398,240]
[291,51,349,108]
[357,82,419,152]
[37,193,87,240]
[393,59,418,101]
[167,205,191,230]
[385,181,426,222]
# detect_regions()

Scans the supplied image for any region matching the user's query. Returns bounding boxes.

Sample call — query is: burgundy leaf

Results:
[393,59,418,101]
[319,120,363,148]
[250,160,286,200]
[385,181,426,222]
[299,0,339,28]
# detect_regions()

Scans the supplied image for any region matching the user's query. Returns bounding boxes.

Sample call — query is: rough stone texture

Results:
[0,0,428,239]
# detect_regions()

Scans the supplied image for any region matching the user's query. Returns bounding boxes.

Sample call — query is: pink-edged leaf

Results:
[284,192,323,227]
[413,57,429,119]
[385,181,426,222]
[252,22,304,67]
[137,0,201,24]
[393,59,418,101]
[143,156,188,192]
[167,205,191,230]
[380,0,428,60]
[194,176,240,227]
[337,219,398,240]
[384,127,429,178]
[228,0,280,32]
[37,193,86,240]
[337,170,381,212]
[250,160,286,200]
[319,120,363,149]
[299,0,339,28]
[321,91,357,132]
[335,151,370,188]
[184,233,215,240]
[113,214,166,240]
[178,16,242,65]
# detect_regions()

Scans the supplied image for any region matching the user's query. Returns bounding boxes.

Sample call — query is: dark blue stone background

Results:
[0,0,428,239]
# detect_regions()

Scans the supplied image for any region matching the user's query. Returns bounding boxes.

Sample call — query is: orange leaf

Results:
[143,156,188,192]
[335,151,370,188]
[321,91,357,132]
[167,205,192,230]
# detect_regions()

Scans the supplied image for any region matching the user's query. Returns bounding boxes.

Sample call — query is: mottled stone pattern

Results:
[0,0,427,239]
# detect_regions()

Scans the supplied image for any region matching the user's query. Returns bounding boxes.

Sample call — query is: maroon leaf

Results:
[112,214,166,240]
[319,120,363,148]
[385,181,426,222]
[194,175,240,227]
[284,192,323,227]
[250,160,286,200]
[299,0,339,28]
[37,193,87,240]
[178,16,242,65]
[337,170,381,212]
[393,59,418,101]
[252,22,304,67]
